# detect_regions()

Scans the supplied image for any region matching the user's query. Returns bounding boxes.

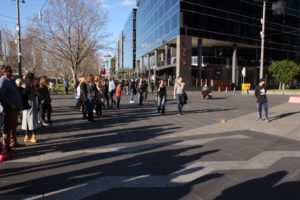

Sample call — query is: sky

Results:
[0,0,136,56]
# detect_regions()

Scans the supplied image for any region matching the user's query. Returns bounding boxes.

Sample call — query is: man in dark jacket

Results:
[255,78,269,122]
[0,66,23,161]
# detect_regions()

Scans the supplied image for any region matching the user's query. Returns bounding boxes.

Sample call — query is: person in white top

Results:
[108,77,116,108]
[173,76,186,115]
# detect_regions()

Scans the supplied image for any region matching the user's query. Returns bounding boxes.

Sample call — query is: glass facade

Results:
[181,0,300,62]
[136,0,180,59]
[123,9,137,69]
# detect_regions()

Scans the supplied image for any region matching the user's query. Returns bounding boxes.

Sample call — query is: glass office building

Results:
[118,0,300,88]
[117,9,137,70]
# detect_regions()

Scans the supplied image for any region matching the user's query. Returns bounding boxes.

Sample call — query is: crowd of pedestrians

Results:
[0,64,271,162]
[0,65,53,161]
[74,74,188,121]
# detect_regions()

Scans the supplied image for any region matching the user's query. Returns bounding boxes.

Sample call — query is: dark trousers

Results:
[65,87,69,95]
[116,96,121,108]
[2,109,19,149]
[109,91,116,108]
[139,92,144,105]
[86,100,94,121]
[95,103,102,116]
[104,94,109,108]
[176,94,184,114]
[41,103,52,122]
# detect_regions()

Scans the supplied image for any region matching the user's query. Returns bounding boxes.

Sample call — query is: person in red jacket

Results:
[116,81,122,109]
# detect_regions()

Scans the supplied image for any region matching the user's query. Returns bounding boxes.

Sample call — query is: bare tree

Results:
[29,0,108,82]
[0,27,17,69]
[22,34,44,75]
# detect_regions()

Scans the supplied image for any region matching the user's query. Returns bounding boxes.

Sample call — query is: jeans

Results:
[130,92,135,102]
[257,102,269,120]
[176,94,184,114]
[157,95,166,113]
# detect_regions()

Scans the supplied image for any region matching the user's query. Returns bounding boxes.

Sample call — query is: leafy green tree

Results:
[268,60,300,90]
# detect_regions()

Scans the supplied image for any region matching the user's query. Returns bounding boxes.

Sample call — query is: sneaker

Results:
[42,121,50,127]
[265,119,270,123]
[30,134,37,143]
[258,118,263,122]
[0,146,12,162]
[24,135,31,142]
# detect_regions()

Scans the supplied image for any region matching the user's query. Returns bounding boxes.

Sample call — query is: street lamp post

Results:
[259,0,266,79]
[16,0,25,78]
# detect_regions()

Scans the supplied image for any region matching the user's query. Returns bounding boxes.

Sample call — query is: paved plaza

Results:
[0,91,300,200]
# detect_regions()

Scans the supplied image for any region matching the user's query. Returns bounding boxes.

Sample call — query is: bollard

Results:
[225,87,228,93]
[218,86,221,93]
[233,87,236,94]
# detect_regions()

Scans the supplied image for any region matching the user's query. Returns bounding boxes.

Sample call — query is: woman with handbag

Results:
[173,76,186,115]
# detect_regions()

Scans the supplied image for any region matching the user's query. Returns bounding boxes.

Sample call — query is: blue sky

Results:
[0,0,136,56]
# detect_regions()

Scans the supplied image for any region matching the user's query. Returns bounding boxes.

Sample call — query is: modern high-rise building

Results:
[116,8,137,71]
[118,0,300,89]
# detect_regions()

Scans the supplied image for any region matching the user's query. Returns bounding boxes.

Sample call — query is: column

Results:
[176,35,192,88]
[197,38,203,87]
[232,45,237,89]
[164,44,169,66]
[154,50,158,84]
[147,53,150,78]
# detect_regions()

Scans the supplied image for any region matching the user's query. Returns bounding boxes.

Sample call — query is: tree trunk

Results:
[279,82,282,90]
[282,82,286,90]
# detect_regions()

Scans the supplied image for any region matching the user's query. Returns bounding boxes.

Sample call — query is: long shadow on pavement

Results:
[214,171,300,200]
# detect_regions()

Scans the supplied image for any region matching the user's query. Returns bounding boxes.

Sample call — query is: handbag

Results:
[183,92,188,104]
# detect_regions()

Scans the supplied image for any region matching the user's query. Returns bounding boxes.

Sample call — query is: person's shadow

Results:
[215,171,300,200]
[269,111,300,122]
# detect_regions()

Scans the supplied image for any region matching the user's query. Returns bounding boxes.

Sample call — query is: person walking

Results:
[94,76,104,116]
[80,76,88,119]
[173,76,186,115]
[86,75,96,122]
[157,79,167,115]
[116,81,122,109]
[108,77,116,108]
[38,76,53,125]
[104,79,110,108]
[22,72,40,143]
[137,77,147,106]
[255,78,269,122]
[63,78,69,95]
[129,79,137,103]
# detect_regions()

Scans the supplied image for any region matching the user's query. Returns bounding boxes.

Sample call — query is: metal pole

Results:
[16,0,22,78]
[259,1,266,79]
